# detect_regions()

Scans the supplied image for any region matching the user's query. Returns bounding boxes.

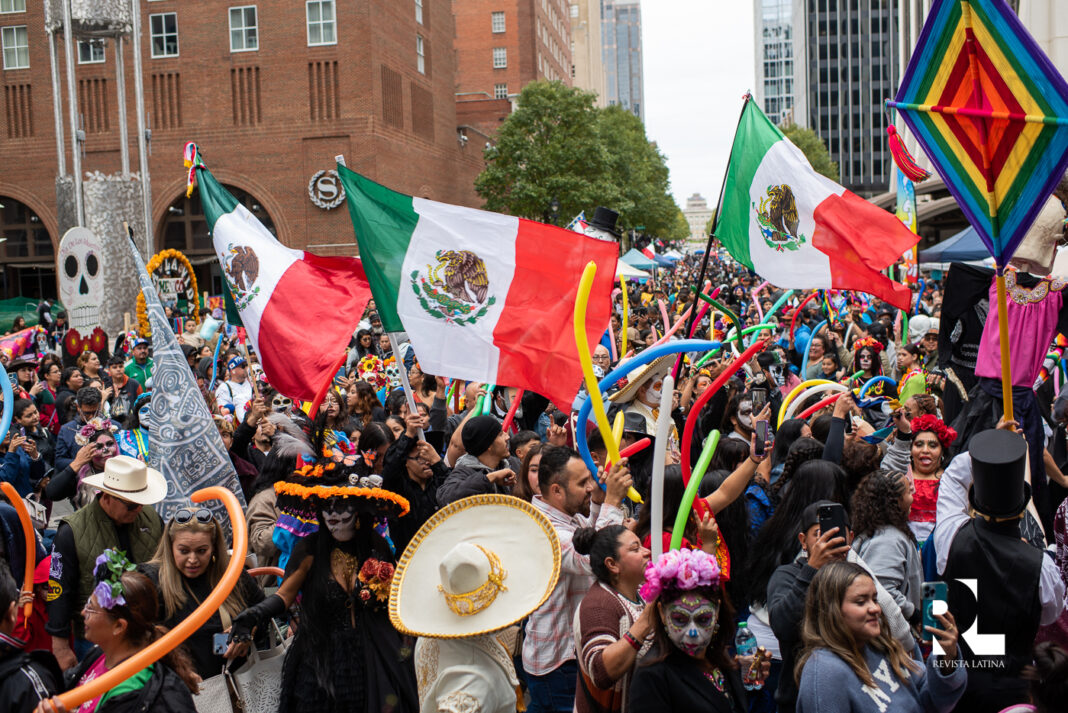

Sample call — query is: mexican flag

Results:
[717,98,920,309]
[337,164,618,409]
[192,154,371,401]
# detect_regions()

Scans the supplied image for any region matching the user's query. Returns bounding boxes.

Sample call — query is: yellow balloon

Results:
[777,379,838,427]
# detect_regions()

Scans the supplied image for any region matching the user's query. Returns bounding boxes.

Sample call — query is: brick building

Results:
[452,0,572,139]
[0,0,485,300]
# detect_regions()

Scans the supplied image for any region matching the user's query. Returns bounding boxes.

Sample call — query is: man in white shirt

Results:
[523,445,632,712]
[215,355,254,422]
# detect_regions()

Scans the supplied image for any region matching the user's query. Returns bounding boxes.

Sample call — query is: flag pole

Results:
[672,93,752,380]
[995,270,1014,423]
[388,333,425,441]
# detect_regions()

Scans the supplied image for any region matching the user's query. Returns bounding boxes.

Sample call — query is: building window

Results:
[0,0,26,13]
[492,11,505,33]
[494,83,507,99]
[1,25,28,69]
[492,47,506,68]
[77,39,105,64]
[307,1,336,45]
[415,0,423,25]
[149,13,179,57]
[416,34,425,74]
[229,6,258,52]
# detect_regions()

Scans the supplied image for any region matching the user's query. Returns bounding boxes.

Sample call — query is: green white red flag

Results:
[336,164,618,409]
[188,146,372,400]
[717,98,920,310]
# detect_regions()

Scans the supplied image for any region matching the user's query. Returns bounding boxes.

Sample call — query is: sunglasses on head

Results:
[174,508,214,524]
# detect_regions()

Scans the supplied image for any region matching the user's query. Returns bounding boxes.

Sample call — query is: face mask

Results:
[321,499,358,542]
[663,593,719,656]
[272,395,293,414]
[738,401,753,429]
[646,379,663,405]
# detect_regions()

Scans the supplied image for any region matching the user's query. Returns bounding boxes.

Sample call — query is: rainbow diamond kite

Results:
[888,0,1068,263]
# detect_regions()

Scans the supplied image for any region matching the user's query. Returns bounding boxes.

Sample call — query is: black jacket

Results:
[381,433,450,555]
[766,559,818,713]
[435,454,518,506]
[66,647,197,713]
[0,638,61,713]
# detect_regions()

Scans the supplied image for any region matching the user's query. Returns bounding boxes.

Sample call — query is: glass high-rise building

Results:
[601,0,644,121]
[756,0,796,125]
[798,0,900,195]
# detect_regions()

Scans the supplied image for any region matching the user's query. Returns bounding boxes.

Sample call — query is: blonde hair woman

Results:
[140,508,266,678]
[795,561,965,712]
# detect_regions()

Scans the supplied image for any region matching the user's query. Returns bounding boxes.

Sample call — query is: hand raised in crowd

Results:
[696,510,719,550]
[891,406,911,433]
[247,396,269,425]
[925,611,960,660]
[259,418,277,439]
[413,439,441,466]
[996,415,1020,432]
[29,379,45,396]
[487,468,516,487]
[547,422,568,446]
[832,390,855,420]
[602,457,633,507]
[435,375,448,397]
[405,412,428,438]
[70,441,99,471]
[21,436,38,460]
[7,434,26,454]
[99,385,113,402]
[807,526,851,570]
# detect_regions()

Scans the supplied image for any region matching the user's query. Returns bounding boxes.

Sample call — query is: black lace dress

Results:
[278,533,417,713]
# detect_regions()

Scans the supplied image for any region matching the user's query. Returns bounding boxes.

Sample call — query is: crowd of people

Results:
[2,250,1068,713]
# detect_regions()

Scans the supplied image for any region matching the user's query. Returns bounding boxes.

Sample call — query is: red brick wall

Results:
[0,0,484,280]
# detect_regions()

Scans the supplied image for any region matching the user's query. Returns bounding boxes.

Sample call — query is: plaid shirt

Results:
[522,496,624,676]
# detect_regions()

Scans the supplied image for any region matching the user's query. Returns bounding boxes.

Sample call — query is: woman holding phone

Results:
[795,561,966,712]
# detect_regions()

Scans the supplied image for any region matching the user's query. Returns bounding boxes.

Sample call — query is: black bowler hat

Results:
[589,207,621,238]
[967,429,1030,519]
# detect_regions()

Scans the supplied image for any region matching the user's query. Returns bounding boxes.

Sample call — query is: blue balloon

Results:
[574,339,723,489]
[0,362,12,447]
[857,375,898,409]
[800,320,827,378]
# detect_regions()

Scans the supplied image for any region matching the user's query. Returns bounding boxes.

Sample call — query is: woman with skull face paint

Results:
[44,424,120,509]
[629,548,767,711]
[229,462,417,713]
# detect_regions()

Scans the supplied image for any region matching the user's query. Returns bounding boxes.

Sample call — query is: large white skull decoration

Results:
[58,227,105,333]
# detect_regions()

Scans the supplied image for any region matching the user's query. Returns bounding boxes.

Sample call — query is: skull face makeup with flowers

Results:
[321,497,358,542]
[660,592,720,656]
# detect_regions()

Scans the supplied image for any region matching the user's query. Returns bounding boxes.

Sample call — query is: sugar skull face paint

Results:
[661,592,719,657]
[645,378,664,405]
[858,348,874,371]
[321,498,357,542]
[737,400,754,430]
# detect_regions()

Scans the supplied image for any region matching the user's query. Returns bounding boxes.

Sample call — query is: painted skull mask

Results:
[321,497,358,542]
[661,591,720,657]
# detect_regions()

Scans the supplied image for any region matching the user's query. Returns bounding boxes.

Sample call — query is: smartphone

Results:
[750,388,767,413]
[921,581,949,642]
[818,503,849,541]
[6,371,17,387]
[19,426,26,438]
[754,421,770,457]
[213,632,230,655]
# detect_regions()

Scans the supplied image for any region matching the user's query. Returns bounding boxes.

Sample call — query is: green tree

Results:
[671,208,691,241]
[474,81,687,239]
[474,81,616,222]
[596,105,683,237]
[781,123,839,181]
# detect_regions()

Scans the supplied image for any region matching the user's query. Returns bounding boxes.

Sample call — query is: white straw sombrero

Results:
[389,494,560,639]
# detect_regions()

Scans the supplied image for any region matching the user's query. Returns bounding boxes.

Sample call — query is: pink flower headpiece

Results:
[639,548,720,602]
[74,417,118,446]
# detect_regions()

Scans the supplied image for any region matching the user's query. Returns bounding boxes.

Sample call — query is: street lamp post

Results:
[549,197,560,226]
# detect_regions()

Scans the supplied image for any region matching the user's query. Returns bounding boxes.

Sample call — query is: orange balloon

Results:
[52,487,248,710]
[0,482,35,619]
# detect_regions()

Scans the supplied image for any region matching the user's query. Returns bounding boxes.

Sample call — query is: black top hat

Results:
[967,429,1030,519]
[589,207,621,238]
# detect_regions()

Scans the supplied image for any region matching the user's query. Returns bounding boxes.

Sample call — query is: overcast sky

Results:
[642,1,756,210]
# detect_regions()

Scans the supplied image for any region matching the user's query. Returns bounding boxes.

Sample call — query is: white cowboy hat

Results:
[607,354,674,405]
[389,494,560,639]
[81,455,168,506]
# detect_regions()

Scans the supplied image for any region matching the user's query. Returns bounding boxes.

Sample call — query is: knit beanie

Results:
[461,415,502,457]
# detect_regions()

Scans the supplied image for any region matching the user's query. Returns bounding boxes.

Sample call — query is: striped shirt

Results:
[522,496,623,676]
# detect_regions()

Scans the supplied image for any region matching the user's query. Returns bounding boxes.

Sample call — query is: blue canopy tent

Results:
[620,248,657,270]
[917,225,991,264]
[652,254,675,267]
